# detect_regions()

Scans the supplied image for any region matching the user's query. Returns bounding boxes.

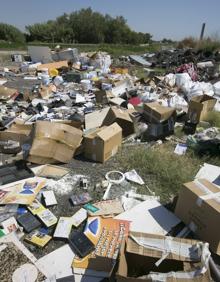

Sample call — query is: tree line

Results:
[0,8,152,45]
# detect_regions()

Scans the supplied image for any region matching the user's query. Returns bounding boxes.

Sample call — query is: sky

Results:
[0,0,220,40]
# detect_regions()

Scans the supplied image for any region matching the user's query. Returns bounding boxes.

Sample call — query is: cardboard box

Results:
[102,107,134,137]
[175,179,220,255]
[145,117,175,140]
[85,107,110,130]
[84,123,122,163]
[116,232,211,282]
[29,121,82,164]
[187,95,217,123]
[143,102,176,123]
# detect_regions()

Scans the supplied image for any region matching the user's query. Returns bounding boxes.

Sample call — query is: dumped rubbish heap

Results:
[0,46,220,281]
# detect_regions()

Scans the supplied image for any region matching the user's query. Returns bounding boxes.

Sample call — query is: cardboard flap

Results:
[35,121,82,148]
[127,232,203,262]
[97,123,122,141]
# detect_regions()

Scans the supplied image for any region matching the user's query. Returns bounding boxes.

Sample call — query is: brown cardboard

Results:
[143,102,176,123]
[35,165,69,179]
[6,123,32,136]
[95,90,109,104]
[37,61,68,70]
[84,122,122,163]
[187,95,217,123]
[175,179,220,255]
[0,86,17,100]
[29,121,82,164]
[116,232,211,282]
[85,107,110,130]
[0,131,30,146]
[102,107,134,137]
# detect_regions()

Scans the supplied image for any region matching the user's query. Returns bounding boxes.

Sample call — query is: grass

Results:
[0,42,161,57]
[117,143,220,203]
[177,37,220,52]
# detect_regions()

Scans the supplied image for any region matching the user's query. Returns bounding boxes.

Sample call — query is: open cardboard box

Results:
[116,232,211,282]
[102,107,134,137]
[187,95,217,123]
[175,179,220,255]
[143,102,176,123]
[84,122,122,163]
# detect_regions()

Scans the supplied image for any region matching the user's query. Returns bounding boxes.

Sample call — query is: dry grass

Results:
[117,143,220,203]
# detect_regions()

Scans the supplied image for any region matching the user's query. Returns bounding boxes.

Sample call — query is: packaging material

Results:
[0,177,46,205]
[102,107,134,137]
[6,123,32,136]
[84,107,110,130]
[195,163,220,187]
[111,79,134,97]
[115,199,180,235]
[37,61,68,71]
[84,122,122,163]
[17,212,41,233]
[88,199,124,217]
[71,208,87,227]
[175,179,220,255]
[213,81,220,96]
[69,231,95,258]
[73,217,129,278]
[145,117,175,140]
[0,86,17,100]
[124,170,144,185]
[42,190,57,206]
[187,94,217,123]
[25,229,52,248]
[116,232,211,282]
[37,209,57,227]
[143,102,176,123]
[53,217,73,239]
[28,199,46,215]
[29,121,82,164]
[174,143,188,155]
[33,164,69,179]
[1,216,19,234]
[36,244,75,279]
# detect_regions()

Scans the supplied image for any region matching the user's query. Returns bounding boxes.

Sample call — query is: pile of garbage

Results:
[0,46,220,281]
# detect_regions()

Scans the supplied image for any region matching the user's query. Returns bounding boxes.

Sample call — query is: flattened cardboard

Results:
[102,107,134,137]
[116,232,211,282]
[188,95,217,123]
[84,122,122,163]
[89,199,124,217]
[34,164,69,179]
[143,102,176,123]
[175,179,220,255]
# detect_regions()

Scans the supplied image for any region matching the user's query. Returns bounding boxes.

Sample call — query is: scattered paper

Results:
[71,208,87,227]
[174,144,187,155]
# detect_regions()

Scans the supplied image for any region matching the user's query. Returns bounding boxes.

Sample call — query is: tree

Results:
[0,23,25,43]
[25,8,153,45]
